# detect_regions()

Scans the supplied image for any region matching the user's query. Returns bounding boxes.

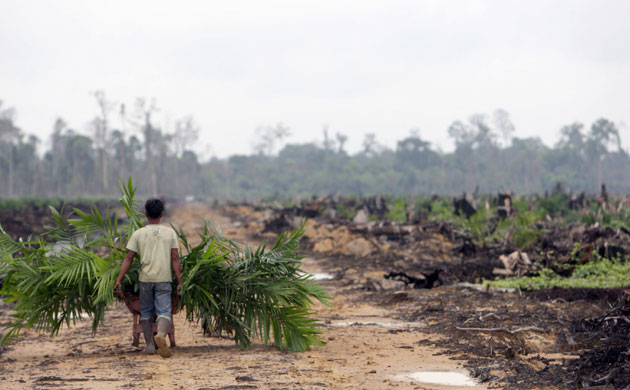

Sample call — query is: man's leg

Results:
[139,282,156,354]
[153,282,173,358]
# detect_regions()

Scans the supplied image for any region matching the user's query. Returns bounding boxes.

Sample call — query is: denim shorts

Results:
[139,282,172,321]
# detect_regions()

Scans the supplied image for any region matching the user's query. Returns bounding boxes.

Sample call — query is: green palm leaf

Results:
[0,178,330,352]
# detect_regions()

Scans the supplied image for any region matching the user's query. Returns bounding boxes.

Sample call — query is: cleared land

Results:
[0,202,486,390]
[2,195,629,389]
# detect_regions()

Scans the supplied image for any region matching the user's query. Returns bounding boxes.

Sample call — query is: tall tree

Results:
[556,122,585,151]
[50,118,68,195]
[91,90,114,193]
[361,133,385,157]
[396,129,438,172]
[335,132,348,154]
[253,123,291,156]
[173,116,200,158]
[322,125,335,152]
[587,118,621,187]
[133,98,160,196]
[0,101,21,197]
[493,109,515,147]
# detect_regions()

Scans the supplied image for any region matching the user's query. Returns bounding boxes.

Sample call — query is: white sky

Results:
[1,0,629,158]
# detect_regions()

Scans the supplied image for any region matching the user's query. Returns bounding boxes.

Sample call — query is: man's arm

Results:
[114,250,136,292]
[171,248,183,295]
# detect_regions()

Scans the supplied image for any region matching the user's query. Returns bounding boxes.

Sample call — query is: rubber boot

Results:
[154,317,173,358]
[140,319,156,354]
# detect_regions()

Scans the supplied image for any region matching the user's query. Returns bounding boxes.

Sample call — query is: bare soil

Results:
[4,200,629,389]
[0,202,488,390]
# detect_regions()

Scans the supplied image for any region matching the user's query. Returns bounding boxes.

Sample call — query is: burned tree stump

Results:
[453,194,476,219]
[496,193,512,219]
[384,270,443,289]
[569,192,586,210]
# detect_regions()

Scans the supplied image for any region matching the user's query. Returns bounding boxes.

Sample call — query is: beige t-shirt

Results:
[126,224,179,283]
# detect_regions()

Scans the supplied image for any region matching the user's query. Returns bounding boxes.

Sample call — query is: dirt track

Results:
[0,202,488,390]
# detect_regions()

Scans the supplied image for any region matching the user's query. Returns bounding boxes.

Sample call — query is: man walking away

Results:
[114,198,183,358]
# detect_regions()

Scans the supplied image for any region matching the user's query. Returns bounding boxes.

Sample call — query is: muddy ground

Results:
[0,201,628,389]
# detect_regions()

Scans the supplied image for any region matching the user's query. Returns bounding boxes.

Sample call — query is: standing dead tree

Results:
[91,90,114,193]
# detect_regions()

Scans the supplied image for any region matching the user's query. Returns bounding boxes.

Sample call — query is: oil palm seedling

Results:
[0,178,330,352]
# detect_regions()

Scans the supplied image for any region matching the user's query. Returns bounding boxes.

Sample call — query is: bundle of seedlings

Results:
[0,179,330,352]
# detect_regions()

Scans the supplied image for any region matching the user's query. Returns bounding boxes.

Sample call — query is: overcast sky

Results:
[1,0,629,158]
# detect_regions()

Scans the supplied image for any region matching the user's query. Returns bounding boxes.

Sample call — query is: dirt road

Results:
[0,203,487,390]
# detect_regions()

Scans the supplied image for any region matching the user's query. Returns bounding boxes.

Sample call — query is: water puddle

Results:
[311,272,334,280]
[402,371,477,387]
[333,321,401,327]
[330,319,424,328]
[457,282,517,293]
[299,271,335,281]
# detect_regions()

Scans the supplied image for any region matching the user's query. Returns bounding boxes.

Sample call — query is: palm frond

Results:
[118,177,145,238]
[0,231,21,275]
[180,221,330,351]
[42,205,78,245]
[0,178,329,352]
[42,247,103,287]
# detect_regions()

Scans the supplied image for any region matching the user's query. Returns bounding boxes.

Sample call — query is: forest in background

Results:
[0,93,627,199]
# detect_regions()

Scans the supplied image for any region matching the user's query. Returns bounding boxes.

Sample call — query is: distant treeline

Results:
[0,96,627,199]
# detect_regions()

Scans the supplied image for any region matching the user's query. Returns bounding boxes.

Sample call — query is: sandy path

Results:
[0,202,488,390]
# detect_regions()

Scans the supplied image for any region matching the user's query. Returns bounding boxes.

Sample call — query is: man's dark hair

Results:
[145,198,164,219]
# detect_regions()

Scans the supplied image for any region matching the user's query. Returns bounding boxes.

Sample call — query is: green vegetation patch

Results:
[335,202,356,220]
[425,198,458,223]
[386,197,407,223]
[484,256,630,290]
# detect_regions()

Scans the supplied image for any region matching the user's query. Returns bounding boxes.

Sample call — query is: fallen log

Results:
[493,251,532,277]
[384,270,443,289]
